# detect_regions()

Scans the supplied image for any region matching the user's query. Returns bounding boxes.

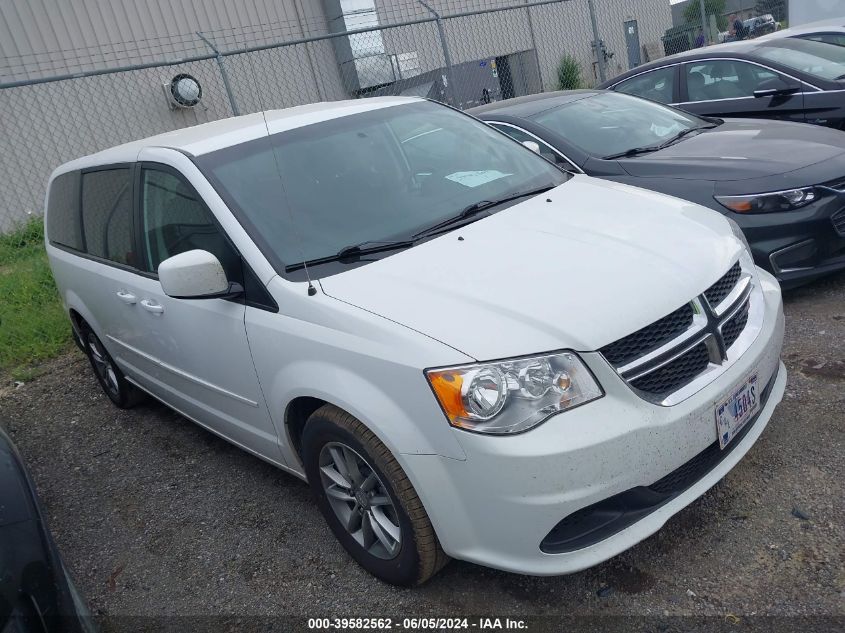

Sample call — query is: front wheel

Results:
[302,405,448,585]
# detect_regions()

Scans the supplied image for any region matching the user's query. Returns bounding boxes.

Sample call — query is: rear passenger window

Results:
[81,169,135,266]
[46,171,83,251]
[140,168,241,282]
[616,66,676,104]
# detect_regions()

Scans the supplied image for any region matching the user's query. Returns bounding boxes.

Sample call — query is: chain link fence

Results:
[0,0,681,234]
[0,0,794,234]
[663,0,789,57]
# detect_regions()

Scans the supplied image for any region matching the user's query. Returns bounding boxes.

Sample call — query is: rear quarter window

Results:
[46,171,83,251]
[615,66,676,104]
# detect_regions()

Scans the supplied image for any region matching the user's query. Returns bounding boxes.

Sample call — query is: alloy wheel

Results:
[318,442,402,560]
[87,333,119,397]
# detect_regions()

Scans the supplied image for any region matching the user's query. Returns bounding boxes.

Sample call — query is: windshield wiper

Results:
[655,124,715,149]
[602,145,663,160]
[412,185,557,240]
[602,125,716,160]
[284,185,558,272]
[285,239,414,272]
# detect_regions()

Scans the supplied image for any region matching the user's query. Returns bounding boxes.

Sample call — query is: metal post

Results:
[415,0,454,106]
[699,0,709,44]
[196,31,240,116]
[525,0,544,92]
[586,0,606,84]
[292,0,325,101]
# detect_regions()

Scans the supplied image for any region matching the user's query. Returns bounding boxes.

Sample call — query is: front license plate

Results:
[715,372,760,450]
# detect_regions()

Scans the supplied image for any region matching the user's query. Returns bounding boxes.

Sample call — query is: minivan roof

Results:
[52,96,420,177]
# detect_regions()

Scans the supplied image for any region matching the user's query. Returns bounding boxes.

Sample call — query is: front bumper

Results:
[736,192,845,287]
[402,270,785,575]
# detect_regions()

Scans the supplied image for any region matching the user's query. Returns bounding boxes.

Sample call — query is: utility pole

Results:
[586,0,606,83]
[415,0,455,106]
[525,0,544,92]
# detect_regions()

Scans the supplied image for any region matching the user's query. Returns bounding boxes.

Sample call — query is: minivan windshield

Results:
[530,92,709,158]
[197,100,567,278]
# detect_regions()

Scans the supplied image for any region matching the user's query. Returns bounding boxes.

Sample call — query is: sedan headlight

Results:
[426,351,603,435]
[715,187,816,214]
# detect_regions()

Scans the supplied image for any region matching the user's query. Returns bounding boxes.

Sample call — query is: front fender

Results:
[273,361,468,466]
[245,283,473,470]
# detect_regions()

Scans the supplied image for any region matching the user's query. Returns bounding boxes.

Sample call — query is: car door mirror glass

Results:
[159,249,237,299]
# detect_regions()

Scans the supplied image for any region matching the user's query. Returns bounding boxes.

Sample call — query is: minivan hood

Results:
[319,176,743,361]
[620,119,845,181]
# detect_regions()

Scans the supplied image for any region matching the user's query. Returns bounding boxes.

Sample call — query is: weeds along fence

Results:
[0,0,675,234]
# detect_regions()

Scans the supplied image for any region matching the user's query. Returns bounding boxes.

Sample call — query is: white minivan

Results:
[45,97,786,585]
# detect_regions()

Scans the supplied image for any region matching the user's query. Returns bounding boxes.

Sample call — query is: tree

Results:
[683,0,728,32]
[755,0,787,22]
[556,55,582,90]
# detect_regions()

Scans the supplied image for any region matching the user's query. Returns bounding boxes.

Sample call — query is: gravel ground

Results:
[1,272,843,629]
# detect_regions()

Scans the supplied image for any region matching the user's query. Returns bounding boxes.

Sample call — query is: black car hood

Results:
[619,119,845,181]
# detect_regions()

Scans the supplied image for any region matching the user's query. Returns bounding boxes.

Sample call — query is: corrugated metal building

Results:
[0,0,672,230]
[1,0,672,88]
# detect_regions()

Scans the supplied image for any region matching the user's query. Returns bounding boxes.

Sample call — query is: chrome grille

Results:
[722,299,750,349]
[600,304,694,366]
[704,261,741,307]
[600,259,760,405]
[629,343,710,394]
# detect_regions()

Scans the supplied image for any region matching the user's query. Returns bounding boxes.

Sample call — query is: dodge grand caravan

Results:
[45,97,786,586]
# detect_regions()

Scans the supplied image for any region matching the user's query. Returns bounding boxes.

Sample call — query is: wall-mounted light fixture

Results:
[164,73,202,108]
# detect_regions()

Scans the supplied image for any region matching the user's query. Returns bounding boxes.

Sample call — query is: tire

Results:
[302,405,449,586]
[81,324,146,409]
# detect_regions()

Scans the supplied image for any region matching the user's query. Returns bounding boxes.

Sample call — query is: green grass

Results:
[0,218,72,381]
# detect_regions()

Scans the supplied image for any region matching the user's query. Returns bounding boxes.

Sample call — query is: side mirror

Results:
[522,140,541,154]
[753,77,800,98]
[159,250,242,299]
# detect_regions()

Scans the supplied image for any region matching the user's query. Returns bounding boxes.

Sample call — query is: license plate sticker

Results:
[715,372,760,450]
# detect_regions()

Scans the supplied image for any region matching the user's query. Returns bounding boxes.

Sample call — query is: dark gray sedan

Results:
[597,37,845,130]
[0,426,96,632]
[469,90,845,287]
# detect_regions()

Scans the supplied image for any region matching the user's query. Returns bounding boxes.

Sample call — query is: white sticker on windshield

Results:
[650,122,684,137]
[445,170,512,187]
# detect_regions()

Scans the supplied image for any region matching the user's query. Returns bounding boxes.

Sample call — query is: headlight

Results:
[426,351,603,435]
[715,187,816,213]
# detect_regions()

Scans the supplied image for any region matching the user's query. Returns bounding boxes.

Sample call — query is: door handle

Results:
[116,290,137,304]
[140,299,164,315]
